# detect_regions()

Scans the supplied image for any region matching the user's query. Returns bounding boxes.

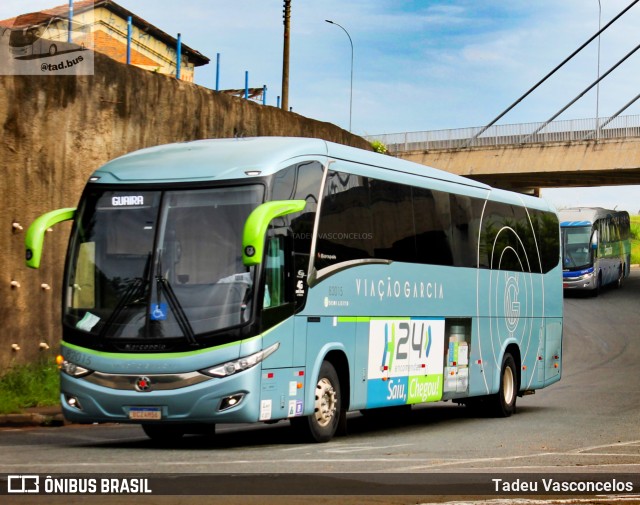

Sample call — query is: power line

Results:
[526,40,640,140]
[468,0,640,143]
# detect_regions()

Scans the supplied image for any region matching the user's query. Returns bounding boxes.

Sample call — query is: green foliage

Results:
[0,359,59,414]
[370,140,388,154]
[631,215,640,265]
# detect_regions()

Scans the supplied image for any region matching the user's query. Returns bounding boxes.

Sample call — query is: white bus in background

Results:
[9,13,86,59]
[559,207,631,296]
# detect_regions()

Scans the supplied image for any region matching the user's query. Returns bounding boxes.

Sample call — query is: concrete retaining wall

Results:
[0,51,371,369]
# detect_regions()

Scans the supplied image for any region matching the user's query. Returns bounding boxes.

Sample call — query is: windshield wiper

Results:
[155,275,198,346]
[99,277,147,339]
[98,253,151,340]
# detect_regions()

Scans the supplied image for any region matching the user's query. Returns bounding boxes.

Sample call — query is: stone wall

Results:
[0,51,371,369]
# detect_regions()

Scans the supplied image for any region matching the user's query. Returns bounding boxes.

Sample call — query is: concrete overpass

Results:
[367,114,640,192]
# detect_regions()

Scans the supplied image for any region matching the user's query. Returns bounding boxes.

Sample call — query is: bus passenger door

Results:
[304,316,356,413]
[260,232,295,367]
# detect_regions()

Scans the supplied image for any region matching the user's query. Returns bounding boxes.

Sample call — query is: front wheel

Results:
[590,273,601,297]
[616,266,624,288]
[291,361,343,443]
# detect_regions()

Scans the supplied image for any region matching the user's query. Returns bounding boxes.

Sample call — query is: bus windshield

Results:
[561,225,592,270]
[64,185,264,343]
[9,26,41,48]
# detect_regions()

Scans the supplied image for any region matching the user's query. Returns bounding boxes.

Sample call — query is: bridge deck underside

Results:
[398,138,640,191]
[467,167,640,190]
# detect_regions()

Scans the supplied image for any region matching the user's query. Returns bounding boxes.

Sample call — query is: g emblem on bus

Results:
[135,376,152,392]
[504,273,521,335]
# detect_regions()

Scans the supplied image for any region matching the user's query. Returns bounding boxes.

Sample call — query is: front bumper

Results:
[60,364,262,425]
[562,270,596,290]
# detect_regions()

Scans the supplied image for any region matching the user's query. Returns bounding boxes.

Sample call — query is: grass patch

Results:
[0,359,59,414]
[631,215,640,265]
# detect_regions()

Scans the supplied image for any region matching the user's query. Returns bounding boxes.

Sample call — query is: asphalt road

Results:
[1,269,639,503]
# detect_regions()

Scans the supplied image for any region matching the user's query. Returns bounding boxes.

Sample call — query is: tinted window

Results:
[315,172,373,271]
[450,194,479,268]
[271,165,296,201]
[479,201,559,274]
[315,170,559,275]
[270,161,324,256]
[316,172,456,269]
[479,201,533,271]
[370,180,415,262]
[413,187,454,266]
[529,209,560,273]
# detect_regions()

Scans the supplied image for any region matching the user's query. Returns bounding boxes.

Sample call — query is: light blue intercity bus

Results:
[559,207,631,296]
[26,137,563,442]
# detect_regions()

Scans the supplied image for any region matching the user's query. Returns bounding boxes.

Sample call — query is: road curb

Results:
[0,410,66,428]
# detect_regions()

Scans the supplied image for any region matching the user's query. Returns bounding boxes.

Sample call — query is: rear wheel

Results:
[488,353,518,417]
[291,361,343,443]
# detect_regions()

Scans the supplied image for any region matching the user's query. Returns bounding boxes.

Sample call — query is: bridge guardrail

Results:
[366,114,640,153]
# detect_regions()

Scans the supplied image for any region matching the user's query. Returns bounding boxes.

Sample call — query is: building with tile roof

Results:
[0,0,209,82]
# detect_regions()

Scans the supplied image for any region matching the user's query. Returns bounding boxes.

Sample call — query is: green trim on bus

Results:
[25,207,76,269]
[242,199,306,266]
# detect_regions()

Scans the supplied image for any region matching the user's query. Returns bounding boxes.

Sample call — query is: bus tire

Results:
[293,361,342,443]
[590,272,601,297]
[616,266,624,288]
[489,353,517,417]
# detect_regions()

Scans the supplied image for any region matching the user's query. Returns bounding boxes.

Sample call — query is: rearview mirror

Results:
[25,208,76,269]
[242,200,306,266]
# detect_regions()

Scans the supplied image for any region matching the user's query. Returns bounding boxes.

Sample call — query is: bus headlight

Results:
[59,359,93,378]
[201,342,280,378]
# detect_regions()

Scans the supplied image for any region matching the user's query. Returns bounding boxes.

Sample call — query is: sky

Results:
[2,0,640,213]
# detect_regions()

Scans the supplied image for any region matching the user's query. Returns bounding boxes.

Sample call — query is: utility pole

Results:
[281,0,291,111]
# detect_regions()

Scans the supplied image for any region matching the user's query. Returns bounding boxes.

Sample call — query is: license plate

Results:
[129,407,162,420]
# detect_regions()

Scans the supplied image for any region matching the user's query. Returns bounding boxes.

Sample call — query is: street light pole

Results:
[326,19,353,132]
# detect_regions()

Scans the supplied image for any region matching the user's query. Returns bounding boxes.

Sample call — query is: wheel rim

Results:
[503,366,515,405]
[314,377,337,428]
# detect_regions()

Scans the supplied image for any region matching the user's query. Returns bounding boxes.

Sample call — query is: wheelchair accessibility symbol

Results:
[150,303,168,321]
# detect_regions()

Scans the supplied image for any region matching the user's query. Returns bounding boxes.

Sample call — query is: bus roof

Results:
[92,137,486,186]
[90,137,552,212]
[559,207,629,226]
